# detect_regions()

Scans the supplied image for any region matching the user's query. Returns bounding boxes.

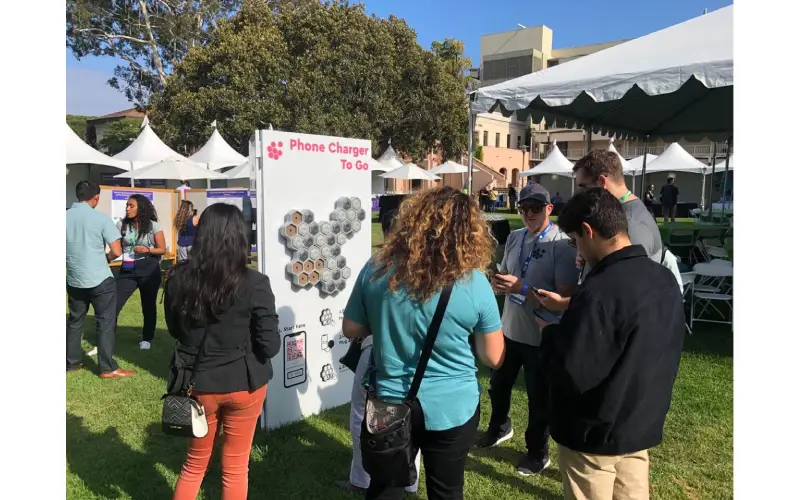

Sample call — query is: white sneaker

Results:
[139,341,151,350]
[87,347,98,356]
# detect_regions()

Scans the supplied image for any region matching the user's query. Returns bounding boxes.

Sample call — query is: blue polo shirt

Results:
[344,260,502,431]
[66,202,121,288]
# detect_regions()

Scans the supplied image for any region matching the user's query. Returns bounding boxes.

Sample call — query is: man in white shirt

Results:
[176,180,191,200]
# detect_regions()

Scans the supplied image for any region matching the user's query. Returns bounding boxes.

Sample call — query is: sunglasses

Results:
[518,204,546,215]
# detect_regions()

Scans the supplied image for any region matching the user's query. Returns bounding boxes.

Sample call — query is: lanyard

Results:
[517,222,552,277]
[619,190,633,203]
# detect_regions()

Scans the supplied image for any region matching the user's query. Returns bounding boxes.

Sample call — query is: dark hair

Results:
[667,177,675,183]
[122,194,158,237]
[573,149,624,182]
[76,181,100,202]
[168,203,250,325]
[557,187,628,240]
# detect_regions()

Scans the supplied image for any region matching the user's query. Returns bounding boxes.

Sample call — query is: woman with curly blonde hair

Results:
[342,186,505,500]
[173,200,199,261]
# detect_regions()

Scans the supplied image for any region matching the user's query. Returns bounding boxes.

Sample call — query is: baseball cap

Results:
[518,183,551,204]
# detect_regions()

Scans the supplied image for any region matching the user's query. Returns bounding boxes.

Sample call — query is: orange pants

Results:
[173,385,267,500]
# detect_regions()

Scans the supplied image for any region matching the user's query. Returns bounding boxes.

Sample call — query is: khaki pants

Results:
[557,444,650,500]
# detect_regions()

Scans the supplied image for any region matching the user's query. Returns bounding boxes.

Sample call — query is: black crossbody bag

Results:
[160,325,211,438]
[359,284,453,487]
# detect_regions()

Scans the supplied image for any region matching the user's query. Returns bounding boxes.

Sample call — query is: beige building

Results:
[474,25,722,202]
[85,108,146,151]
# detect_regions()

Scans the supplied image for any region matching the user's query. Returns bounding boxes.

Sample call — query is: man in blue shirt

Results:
[66,181,135,379]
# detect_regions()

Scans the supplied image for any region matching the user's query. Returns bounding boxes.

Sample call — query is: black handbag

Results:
[359,284,453,487]
[339,334,369,372]
[160,325,211,438]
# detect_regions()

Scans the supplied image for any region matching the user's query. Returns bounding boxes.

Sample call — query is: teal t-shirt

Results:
[66,202,121,289]
[344,260,502,431]
[116,220,162,260]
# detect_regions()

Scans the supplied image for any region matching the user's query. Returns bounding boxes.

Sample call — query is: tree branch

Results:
[74,28,149,45]
[138,0,168,87]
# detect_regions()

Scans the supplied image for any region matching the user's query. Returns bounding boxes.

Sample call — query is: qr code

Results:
[287,339,305,361]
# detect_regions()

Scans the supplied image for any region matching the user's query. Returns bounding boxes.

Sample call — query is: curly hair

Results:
[174,200,194,234]
[122,194,158,238]
[372,186,496,303]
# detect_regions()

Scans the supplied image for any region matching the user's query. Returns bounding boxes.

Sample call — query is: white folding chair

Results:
[681,272,695,334]
[690,263,733,329]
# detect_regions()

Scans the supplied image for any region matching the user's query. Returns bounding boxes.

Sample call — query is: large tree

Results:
[149,0,469,161]
[66,0,242,105]
[98,119,142,154]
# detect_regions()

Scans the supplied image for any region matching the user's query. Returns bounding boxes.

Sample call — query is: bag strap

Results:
[404,284,453,403]
[185,324,212,396]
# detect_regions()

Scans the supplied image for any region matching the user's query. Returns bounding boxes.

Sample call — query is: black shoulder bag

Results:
[359,284,453,487]
[160,325,211,438]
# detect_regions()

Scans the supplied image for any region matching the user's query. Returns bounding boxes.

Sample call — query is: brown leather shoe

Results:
[98,368,137,379]
[334,480,365,494]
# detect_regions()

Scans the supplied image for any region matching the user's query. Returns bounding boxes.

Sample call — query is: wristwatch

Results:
[521,283,530,296]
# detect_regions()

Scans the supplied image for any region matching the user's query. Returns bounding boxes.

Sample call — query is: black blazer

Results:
[164,268,281,394]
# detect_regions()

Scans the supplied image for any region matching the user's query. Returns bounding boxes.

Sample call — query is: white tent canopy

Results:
[644,143,709,174]
[430,161,469,174]
[367,157,395,173]
[66,124,130,170]
[225,161,251,180]
[472,6,733,141]
[380,163,440,181]
[712,154,734,173]
[521,144,573,177]
[376,141,405,170]
[607,141,631,171]
[189,128,246,170]
[115,157,228,181]
[113,123,187,169]
[624,154,659,175]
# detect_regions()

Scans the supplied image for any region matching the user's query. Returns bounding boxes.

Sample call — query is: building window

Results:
[506,134,511,149]
[516,136,522,149]
[473,131,480,146]
[483,55,534,81]
[495,133,500,147]
[483,131,488,146]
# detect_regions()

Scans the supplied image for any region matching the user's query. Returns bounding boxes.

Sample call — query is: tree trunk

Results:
[138,0,168,87]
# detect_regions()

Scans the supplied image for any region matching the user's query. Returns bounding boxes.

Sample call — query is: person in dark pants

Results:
[343,187,506,500]
[508,184,518,212]
[66,181,135,379]
[478,183,580,476]
[115,194,167,350]
[660,177,679,223]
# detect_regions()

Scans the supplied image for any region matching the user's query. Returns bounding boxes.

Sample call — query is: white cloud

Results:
[66,67,132,116]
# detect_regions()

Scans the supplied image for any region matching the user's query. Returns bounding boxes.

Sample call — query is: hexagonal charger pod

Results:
[331,209,347,223]
[292,272,310,287]
[289,235,305,251]
[326,234,337,246]
[330,221,342,234]
[341,221,353,235]
[346,209,357,221]
[308,247,322,261]
[321,269,334,282]
[292,249,309,262]
[301,209,314,224]
[319,221,333,235]
[356,208,367,221]
[289,210,303,226]
[302,236,314,248]
[330,244,342,257]
[308,271,320,285]
[308,222,320,235]
[341,267,352,279]
[351,220,362,233]
[322,281,337,295]
[286,262,304,276]
[336,233,347,246]
[335,197,352,210]
[350,197,362,210]
[314,259,325,272]
[335,279,347,292]
[336,256,347,269]
[280,224,298,239]
[297,223,310,236]
[303,260,315,273]
[326,259,338,271]
[332,269,342,281]
[314,234,327,248]
[321,245,332,258]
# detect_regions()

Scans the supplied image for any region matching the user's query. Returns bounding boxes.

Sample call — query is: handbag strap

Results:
[404,284,453,403]
[185,324,212,396]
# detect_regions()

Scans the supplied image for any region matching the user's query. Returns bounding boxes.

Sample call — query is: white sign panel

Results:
[256,130,372,430]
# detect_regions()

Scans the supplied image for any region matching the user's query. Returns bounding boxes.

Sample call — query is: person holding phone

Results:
[165,203,280,500]
[477,183,580,476]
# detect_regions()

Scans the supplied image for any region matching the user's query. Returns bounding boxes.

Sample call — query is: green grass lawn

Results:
[67,217,732,499]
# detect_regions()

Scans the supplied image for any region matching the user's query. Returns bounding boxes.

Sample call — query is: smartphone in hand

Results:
[534,307,561,324]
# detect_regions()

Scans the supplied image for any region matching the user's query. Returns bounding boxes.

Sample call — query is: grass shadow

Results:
[465,456,561,499]
[681,325,733,359]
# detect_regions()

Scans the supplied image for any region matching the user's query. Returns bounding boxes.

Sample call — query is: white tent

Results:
[521,144,573,177]
[472,6,733,141]
[625,154,659,175]
[66,123,130,170]
[607,141,630,170]
[368,157,395,173]
[380,163,440,181]
[430,161,469,174]
[645,143,708,174]
[376,141,405,170]
[225,161,251,180]
[115,157,228,181]
[189,126,246,170]
[113,122,188,169]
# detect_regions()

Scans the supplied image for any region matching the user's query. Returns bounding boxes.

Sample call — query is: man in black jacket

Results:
[537,188,685,500]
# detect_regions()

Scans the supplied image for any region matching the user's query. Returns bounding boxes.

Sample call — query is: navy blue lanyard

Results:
[517,222,552,277]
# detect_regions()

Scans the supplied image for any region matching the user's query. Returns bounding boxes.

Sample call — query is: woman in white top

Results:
[115,194,166,350]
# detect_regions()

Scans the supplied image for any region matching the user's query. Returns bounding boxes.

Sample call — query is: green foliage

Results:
[150,0,469,161]
[67,115,94,141]
[98,119,142,155]
[66,0,242,105]
[474,143,484,162]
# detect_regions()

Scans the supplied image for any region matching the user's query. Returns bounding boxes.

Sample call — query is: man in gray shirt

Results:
[475,183,580,476]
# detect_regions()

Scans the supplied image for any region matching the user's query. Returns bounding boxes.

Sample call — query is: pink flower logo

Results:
[267,141,284,160]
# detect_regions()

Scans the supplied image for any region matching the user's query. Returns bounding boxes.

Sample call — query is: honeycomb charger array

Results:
[279,197,364,295]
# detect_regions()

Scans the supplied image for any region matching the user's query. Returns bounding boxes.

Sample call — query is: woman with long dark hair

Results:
[165,203,280,500]
[116,193,166,350]
[343,186,506,500]
[173,200,199,261]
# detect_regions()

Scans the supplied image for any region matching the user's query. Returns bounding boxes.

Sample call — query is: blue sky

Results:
[66,0,733,116]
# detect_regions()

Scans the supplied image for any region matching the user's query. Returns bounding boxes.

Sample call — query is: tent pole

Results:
[467,100,475,196]
[584,126,592,155]
[720,136,732,218]
[638,136,649,198]
[704,142,717,212]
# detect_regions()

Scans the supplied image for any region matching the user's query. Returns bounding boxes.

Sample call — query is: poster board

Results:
[98,186,177,258]
[255,130,372,430]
